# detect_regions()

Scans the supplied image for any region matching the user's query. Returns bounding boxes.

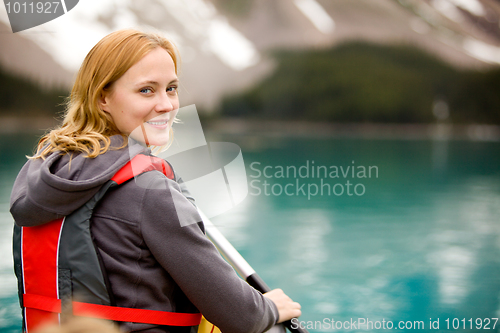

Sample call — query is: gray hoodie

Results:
[10,135,278,333]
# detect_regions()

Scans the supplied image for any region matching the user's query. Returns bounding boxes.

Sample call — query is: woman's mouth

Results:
[145,119,169,129]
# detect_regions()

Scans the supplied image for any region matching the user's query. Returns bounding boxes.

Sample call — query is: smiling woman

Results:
[33,29,181,158]
[99,47,179,147]
[9,29,301,333]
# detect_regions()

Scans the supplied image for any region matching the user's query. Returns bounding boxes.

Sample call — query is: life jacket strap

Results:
[23,294,202,327]
[112,154,174,184]
[23,294,61,313]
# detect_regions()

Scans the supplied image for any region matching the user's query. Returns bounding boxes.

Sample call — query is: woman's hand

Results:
[264,289,302,323]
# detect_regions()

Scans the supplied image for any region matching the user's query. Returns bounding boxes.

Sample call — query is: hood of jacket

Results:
[10,135,148,227]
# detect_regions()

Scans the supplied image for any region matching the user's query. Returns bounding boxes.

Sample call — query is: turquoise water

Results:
[1,133,500,332]
[0,133,42,333]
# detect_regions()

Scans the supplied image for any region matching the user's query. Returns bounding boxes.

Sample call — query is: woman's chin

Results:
[149,137,170,147]
[147,130,170,146]
[129,127,170,147]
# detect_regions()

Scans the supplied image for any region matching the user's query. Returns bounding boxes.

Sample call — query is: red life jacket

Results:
[12,154,202,332]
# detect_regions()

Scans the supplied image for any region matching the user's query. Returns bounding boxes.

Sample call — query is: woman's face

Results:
[100,47,179,146]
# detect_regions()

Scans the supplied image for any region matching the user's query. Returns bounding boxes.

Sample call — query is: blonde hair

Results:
[34,29,180,159]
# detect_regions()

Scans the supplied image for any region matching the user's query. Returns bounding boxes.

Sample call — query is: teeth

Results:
[147,121,168,125]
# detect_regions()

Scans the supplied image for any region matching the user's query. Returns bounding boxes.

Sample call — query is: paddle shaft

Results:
[199,210,308,333]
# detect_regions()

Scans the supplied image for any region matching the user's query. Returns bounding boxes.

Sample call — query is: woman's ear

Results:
[99,91,110,113]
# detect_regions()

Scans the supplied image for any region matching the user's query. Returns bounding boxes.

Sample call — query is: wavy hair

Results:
[33,29,180,159]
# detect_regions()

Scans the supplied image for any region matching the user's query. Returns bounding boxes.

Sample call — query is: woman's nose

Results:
[155,92,176,113]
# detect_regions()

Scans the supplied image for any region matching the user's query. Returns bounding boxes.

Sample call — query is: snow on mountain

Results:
[1,0,500,110]
[1,0,267,109]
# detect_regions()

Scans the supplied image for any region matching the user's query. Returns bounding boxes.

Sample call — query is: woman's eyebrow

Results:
[135,80,159,86]
[135,79,179,86]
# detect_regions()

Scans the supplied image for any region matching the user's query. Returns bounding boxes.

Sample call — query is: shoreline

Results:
[205,119,500,142]
[1,116,499,142]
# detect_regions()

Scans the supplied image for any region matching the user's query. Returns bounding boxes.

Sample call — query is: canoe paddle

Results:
[198,210,309,333]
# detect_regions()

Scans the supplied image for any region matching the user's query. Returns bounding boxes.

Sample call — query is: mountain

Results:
[0,21,73,89]
[215,0,500,68]
[1,0,499,112]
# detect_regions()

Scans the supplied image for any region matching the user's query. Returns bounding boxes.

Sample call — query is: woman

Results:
[10,29,301,333]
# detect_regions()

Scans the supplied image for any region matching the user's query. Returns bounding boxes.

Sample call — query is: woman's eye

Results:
[167,86,178,93]
[140,87,153,94]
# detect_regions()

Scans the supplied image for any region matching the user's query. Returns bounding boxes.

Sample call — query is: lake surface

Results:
[1,132,499,332]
